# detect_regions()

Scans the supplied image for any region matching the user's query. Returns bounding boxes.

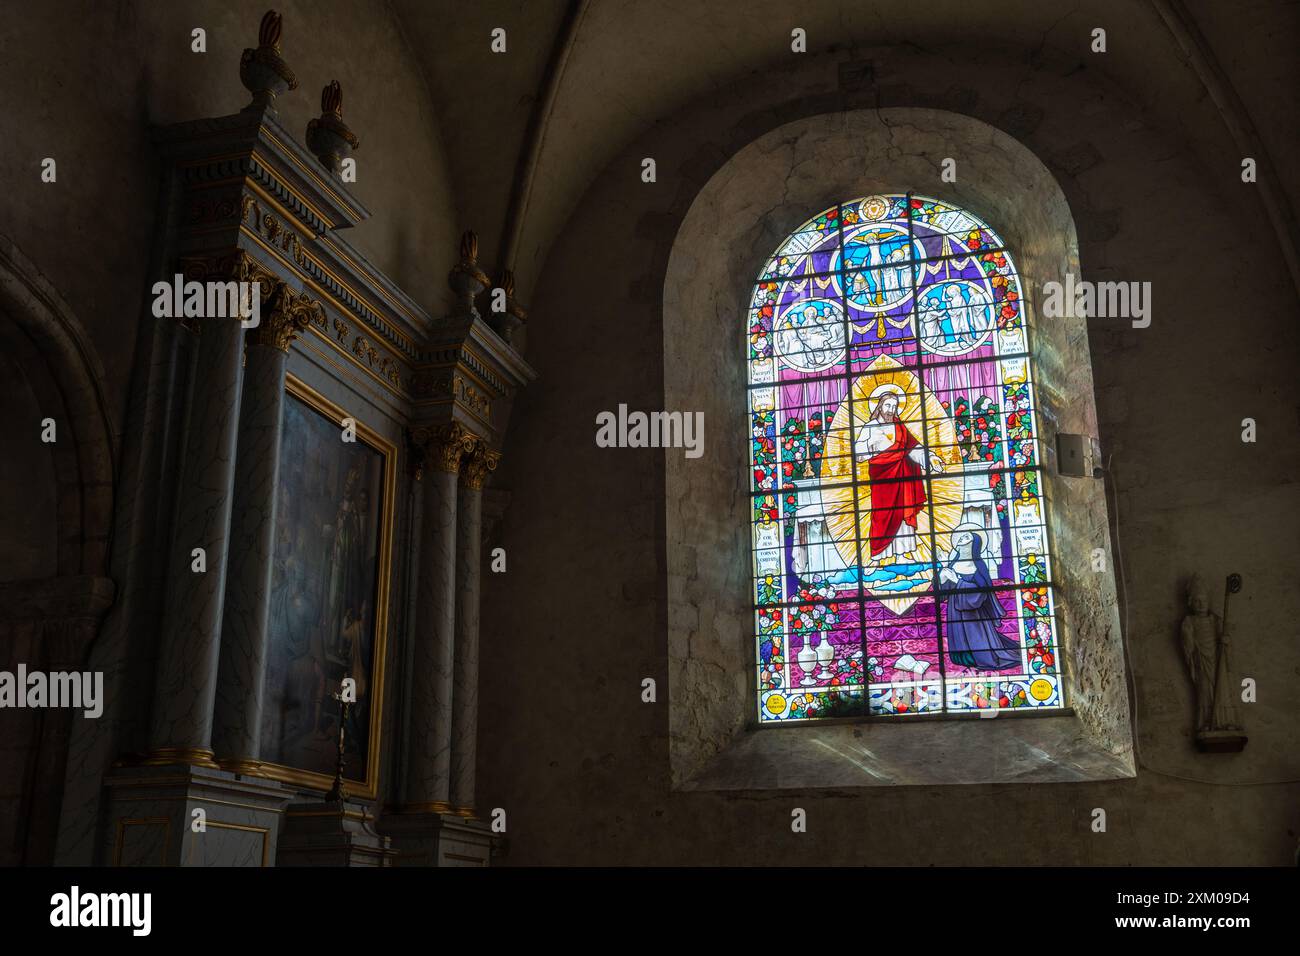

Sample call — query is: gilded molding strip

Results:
[255,124,363,221]
[318,237,432,336]
[238,220,418,368]
[296,332,402,415]
[194,821,271,867]
[409,367,495,425]
[181,170,522,422]
[327,315,403,388]
[237,193,424,355]
[107,794,288,814]
[422,337,513,397]
[385,801,455,815]
[179,159,334,235]
[113,817,172,867]
[250,149,338,231]
[232,225,408,396]
[244,179,319,240]
[304,318,404,396]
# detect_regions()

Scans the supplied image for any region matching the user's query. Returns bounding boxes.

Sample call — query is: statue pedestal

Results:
[101,763,290,866]
[277,799,395,867]
[379,809,495,867]
[1195,729,1248,753]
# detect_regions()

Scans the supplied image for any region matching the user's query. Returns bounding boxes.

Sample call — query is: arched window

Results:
[749,193,1059,722]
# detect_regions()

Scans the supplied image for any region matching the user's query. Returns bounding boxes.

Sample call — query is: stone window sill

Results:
[678,711,1135,790]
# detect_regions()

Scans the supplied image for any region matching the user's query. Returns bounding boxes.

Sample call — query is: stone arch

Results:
[0,235,116,865]
[0,234,115,579]
[663,108,1132,790]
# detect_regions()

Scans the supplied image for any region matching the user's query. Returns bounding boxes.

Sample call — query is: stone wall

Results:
[663,107,1132,792]
[478,44,1300,864]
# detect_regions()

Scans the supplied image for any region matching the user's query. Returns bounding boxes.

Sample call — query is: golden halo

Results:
[820,354,965,614]
[867,383,907,417]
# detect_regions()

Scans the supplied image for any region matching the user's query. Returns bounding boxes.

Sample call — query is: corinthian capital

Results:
[412,421,479,473]
[460,441,501,490]
[248,281,322,351]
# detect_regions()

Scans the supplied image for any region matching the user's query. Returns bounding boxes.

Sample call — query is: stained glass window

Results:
[749,194,1061,721]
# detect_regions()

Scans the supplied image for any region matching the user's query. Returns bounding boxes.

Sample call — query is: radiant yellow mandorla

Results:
[820,354,964,614]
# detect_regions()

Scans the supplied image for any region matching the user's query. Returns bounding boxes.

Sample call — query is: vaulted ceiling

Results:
[391,0,1299,304]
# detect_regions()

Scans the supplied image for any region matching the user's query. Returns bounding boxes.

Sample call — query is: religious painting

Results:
[749,194,1061,721]
[260,376,394,792]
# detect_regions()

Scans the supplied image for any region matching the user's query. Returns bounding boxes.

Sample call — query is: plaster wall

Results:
[478,45,1300,865]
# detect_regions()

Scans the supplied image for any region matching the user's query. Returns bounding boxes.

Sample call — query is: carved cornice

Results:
[420,314,536,397]
[409,368,491,419]
[241,195,419,366]
[407,314,536,441]
[155,89,540,421]
[157,105,369,238]
[226,194,412,392]
[410,421,479,474]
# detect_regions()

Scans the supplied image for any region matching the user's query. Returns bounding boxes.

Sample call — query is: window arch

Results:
[748,193,1059,722]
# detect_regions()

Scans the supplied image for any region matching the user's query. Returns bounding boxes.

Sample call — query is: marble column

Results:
[450,442,499,815]
[213,287,314,769]
[148,305,248,764]
[402,422,474,808]
[397,444,424,799]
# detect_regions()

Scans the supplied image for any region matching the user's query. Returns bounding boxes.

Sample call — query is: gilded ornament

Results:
[461,441,501,490]
[306,80,361,175]
[448,230,489,318]
[412,421,478,473]
[239,11,299,111]
[248,281,319,351]
[487,267,528,344]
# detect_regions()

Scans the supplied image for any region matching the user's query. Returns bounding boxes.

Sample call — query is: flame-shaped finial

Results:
[258,11,283,50]
[448,230,489,318]
[305,79,359,173]
[498,268,516,298]
[488,267,527,344]
[321,80,343,117]
[460,230,479,263]
[241,9,297,111]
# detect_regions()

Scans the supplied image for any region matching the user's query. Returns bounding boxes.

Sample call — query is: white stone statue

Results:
[1179,574,1241,735]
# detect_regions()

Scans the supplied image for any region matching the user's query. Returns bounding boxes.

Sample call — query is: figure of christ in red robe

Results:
[854,393,937,560]
[867,423,926,556]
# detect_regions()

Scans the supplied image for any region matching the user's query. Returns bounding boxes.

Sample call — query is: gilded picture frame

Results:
[256,373,396,799]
